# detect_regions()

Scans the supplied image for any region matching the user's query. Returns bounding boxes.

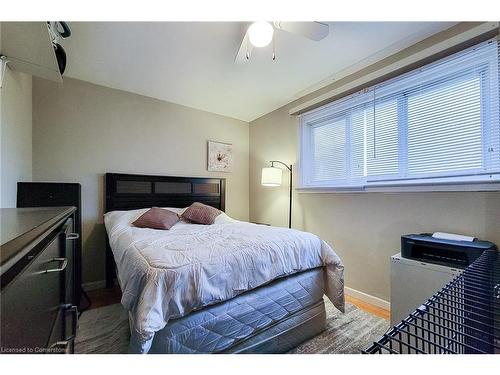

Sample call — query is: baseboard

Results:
[344,286,390,311]
[82,280,106,291]
[82,281,390,310]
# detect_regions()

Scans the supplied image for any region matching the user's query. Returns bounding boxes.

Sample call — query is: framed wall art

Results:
[207,140,233,172]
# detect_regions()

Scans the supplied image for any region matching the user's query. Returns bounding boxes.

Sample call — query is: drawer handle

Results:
[49,338,74,354]
[66,233,79,240]
[64,304,79,336]
[44,257,68,273]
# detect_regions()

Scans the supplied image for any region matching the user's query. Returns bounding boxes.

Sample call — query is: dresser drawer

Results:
[45,304,77,354]
[0,232,64,352]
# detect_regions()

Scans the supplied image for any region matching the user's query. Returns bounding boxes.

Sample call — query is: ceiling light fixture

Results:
[248,21,274,48]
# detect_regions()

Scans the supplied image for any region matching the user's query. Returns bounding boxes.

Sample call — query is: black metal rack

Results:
[364,249,500,354]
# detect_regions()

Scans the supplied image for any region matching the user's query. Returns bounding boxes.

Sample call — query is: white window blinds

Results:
[299,39,500,189]
[311,118,347,182]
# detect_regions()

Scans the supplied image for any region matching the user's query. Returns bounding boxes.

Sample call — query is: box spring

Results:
[147,267,326,354]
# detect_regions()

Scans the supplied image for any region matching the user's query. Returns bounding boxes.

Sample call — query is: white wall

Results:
[32,77,249,283]
[249,24,500,302]
[0,23,33,208]
[250,104,500,302]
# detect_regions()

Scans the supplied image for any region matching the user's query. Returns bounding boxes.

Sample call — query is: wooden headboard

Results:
[104,173,226,286]
[105,173,225,213]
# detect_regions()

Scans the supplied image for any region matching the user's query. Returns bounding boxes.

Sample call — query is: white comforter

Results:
[104,208,345,353]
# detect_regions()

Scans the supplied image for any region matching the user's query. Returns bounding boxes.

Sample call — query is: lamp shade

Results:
[261,167,282,186]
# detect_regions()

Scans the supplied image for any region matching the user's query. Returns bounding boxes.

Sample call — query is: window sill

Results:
[296,181,500,193]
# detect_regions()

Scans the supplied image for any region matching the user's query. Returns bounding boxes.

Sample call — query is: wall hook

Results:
[0,55,10,89]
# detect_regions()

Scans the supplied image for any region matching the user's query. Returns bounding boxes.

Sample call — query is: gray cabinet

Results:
[0,207,77,353]
[1,22,63,83]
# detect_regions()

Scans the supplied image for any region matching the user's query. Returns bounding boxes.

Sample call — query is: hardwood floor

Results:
[85,284,122,310]
[85,285,390,321]
[345,294,390,320]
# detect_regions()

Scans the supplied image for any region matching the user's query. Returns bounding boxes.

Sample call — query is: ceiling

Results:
[62,22,455,122]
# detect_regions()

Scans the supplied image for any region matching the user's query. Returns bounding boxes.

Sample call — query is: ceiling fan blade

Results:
[273,22,329,41]
[234,23,253,64]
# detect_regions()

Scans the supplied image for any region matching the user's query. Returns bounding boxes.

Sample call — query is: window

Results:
[299,40,500,190]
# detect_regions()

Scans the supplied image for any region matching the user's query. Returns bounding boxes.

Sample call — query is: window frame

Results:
[298,40,500,192]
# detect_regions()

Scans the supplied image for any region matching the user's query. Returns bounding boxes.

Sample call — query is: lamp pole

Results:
[269,161,292,229]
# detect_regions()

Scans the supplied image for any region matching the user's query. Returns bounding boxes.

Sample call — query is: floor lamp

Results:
[261,160,292,228]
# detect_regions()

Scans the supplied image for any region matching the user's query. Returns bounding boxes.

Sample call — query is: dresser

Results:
[0,207,78,354]
[17,182,82,306]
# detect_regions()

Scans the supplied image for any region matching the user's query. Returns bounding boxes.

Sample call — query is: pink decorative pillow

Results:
[181,202,221,225]
[132,207,179,230]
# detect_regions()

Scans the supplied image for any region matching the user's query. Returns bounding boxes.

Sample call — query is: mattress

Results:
[105,208,344,353]
[149,267,325,354]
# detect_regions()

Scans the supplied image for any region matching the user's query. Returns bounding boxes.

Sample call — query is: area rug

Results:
[75,298,389,354]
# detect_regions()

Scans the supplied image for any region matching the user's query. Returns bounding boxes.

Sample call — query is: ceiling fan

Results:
[235,21,329,64]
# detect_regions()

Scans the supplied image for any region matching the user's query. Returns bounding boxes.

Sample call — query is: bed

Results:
[104,173,345,354]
